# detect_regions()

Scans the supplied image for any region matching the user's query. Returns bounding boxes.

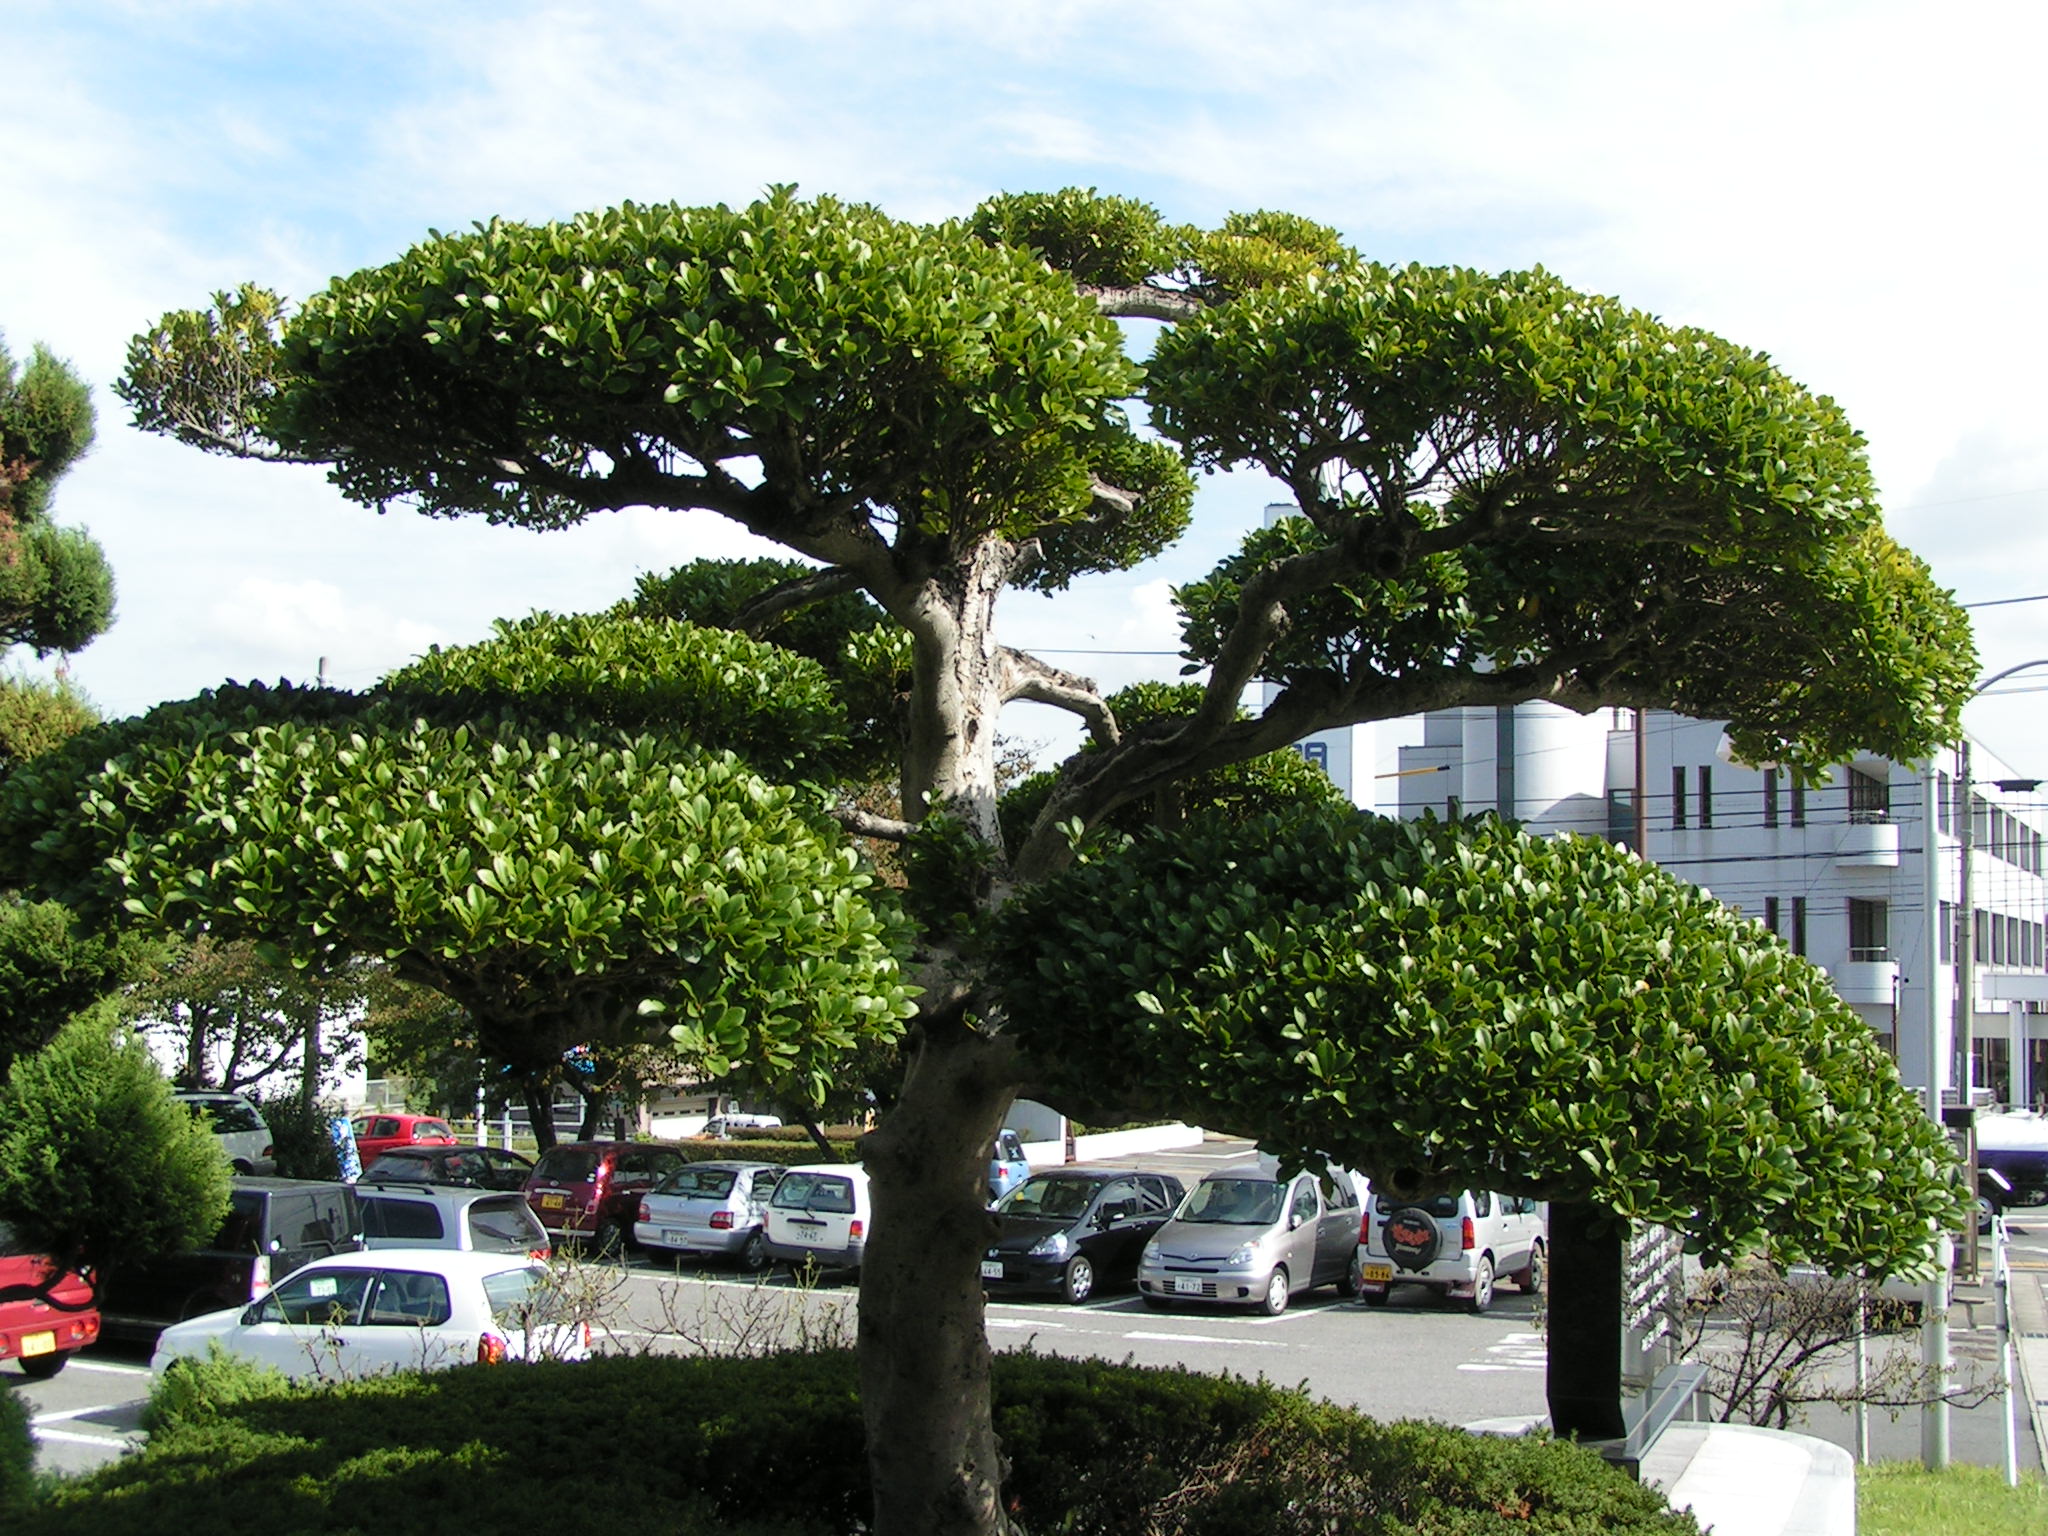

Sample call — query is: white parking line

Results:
[1122,1330,1288,1349]
[64,1359,152,1376]
[31,1404,128,1425]
[988,1318,1070,1331]
[31,1427,136,1448]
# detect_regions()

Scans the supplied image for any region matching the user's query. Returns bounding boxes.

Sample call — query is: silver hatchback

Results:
[1137,1160,1365,1316]
[633,1161,785,1268]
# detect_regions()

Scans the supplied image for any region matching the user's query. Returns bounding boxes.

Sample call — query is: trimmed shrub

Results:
[243,1090,342,1180]
[143,1342,294,1433]
[0,1380,35,1518]
[19,1350,1699,1535]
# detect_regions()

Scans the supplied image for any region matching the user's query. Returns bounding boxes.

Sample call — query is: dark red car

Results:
[351,1112,460,1165]
[523,1141,689,1254]
[0,1222,100,1379]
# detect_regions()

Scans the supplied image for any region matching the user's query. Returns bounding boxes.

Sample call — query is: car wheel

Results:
[740,1229,769,1271]
[593,1219,632,1261]
[1467,1256,1496,1315]
[18,1349,69,1380]
[1361,1288,1390,1309]
[230,1159,253,1175]
[1517,1243,1546,1295]
[1061,1255,1096,1304]
[1141,1294,1173,1312]
[1337,1252,1363,1298]
[1259,1268,1290,1316]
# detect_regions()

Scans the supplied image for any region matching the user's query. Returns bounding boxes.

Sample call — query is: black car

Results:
[97,1176,364,1338]
[360,1143,536,1192]
[981,1167,1185,1303]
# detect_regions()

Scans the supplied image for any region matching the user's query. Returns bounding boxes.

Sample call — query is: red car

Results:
[0,1223,100,1379]
[524,1141,689,1254]
[351,1112,460,1164]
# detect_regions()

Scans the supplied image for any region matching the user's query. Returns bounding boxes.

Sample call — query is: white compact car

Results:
[150,1249,588,1380]
[762,1164,870,1272]
[1356,1189,1545,1313]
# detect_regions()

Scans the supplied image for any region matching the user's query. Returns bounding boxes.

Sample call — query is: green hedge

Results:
[17,1351,1695,1535]
[674,1136,858,1167]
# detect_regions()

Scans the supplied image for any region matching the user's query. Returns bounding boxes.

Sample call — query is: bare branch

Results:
[834,804,917,842]
[997,651,1118,747]
[733,567,866,635]
[1080,283,1204,322]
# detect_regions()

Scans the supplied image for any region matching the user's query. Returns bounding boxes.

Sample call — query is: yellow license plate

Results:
[1361,1263,1394,1284]
[541,1193,565,1210]
[19,1330,56,1357]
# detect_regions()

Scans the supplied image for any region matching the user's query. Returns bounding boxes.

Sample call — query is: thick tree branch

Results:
[996,650,1118,747]
[733,566,866,634]
[834,804,917,842]
[1080,284,1204,322]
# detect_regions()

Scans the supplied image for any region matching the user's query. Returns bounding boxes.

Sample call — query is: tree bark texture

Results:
[1545,1198,1627,1441]
[858,1023,1021,1536]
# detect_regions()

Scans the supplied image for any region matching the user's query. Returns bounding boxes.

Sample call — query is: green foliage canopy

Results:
[993,808,1964,1278]
[0,681,916,1100]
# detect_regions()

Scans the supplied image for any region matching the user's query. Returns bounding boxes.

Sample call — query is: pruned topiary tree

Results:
[0,188,1979,1534]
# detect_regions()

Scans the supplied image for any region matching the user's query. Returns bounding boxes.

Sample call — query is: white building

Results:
[1373,704,2048,1111]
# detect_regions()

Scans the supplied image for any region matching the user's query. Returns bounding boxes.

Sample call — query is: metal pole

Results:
[1921,1231,1953,1468]
[1633,708,1648,854]
[1997,1215,2018,1487]
[1958,738,1975,1107]
[1854,1273,1870,1465]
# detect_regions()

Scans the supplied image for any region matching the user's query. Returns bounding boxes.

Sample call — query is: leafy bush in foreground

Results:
[20,1351,1697,1535]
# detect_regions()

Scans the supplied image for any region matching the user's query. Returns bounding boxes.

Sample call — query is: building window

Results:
[1671,766,1687,831]
[1939,901,1955,964]
[1698,766,1713,829]
[1606,789,1636,850]
[1848,898,1889,963]
[1764,896,1781,937]
[1938,771,1954,834]
[1791,897,1807,956]
[1790,780,1807,827]
[1975,908,1990,965]
[1847,767,1889,823]
[1764,767,1779,828]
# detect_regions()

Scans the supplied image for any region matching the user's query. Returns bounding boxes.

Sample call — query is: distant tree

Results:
[0,670,97,772]
[128,935,371,1109]
[0,337,115,655]
[0,1007,230,1307]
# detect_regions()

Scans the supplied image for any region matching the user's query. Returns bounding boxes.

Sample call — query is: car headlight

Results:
[1027,1231,1071,1261]
[1142,1238,1160,1262]
[1228,1244,1257,1268]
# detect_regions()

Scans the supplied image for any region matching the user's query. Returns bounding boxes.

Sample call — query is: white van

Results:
[1356,1189,1545,1313]
[762,1164,871,1271]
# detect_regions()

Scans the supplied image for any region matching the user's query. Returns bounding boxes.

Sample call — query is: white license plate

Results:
[19,1330,56,1357]
[1173,1276,1205,1295]
[1361,1263,1394,1284]
[662,1229,688,1246]
[980,1261,1004,1280]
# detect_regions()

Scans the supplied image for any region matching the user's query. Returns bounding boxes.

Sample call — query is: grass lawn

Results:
[1858,1460,2048,1536]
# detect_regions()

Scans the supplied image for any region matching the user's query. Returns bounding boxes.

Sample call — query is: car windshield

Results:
[655,1167,739,1199]
[1373,1193,1461,1218]
[533,1148,599,1184]
[1179,1178,1285,1226]
[188,1098,264,1133]
[413,1121,455,1139]
[481,1265,568,1327]
[364,1156,433,1180]
[997,1176,1100,1220]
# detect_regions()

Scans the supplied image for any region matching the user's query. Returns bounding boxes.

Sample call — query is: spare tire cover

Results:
[1384,1206,1443,1271]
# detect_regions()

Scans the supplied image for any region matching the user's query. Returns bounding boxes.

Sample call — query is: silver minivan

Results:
[174,1092,276,1175]
[1136,1159,1365,1316]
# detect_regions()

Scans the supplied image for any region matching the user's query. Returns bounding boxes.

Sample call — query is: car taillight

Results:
[528,1246,552,1261]
[251,1254,272,1297]
[477,1332,508,1365]
[1461,1217,1476,1252]
[637,1199,652,1223]
[850,1219,865,1240]
[1357,1213,1370,1243]
[710,1210,734,1229]
[262,1142,275,1159]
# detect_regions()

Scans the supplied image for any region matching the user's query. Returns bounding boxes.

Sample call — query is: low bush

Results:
[245,1091,343,1180]
[676,1137,857,1166]
[19,1351,1698,1535]
[142,1342,295,1433]
[0,1381,35,1518]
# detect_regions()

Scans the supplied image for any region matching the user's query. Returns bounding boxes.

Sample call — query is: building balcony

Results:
[1832,956,1899,1006]
[1835,819,1901,868]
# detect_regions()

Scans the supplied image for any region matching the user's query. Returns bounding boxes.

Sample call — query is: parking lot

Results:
[10,1133,2043,1481]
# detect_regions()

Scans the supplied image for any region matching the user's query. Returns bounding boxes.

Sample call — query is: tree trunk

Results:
[522,1076,558,1153]
[301,1012,321,1117]
[858,1018,1021,1536]
[1546,1198,1627,1440]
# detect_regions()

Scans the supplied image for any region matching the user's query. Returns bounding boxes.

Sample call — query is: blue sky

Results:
[7,0,2048,781]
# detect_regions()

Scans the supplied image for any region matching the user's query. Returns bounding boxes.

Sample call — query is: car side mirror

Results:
[1288,1212,1305,1231]
[241,1302,265,1324]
